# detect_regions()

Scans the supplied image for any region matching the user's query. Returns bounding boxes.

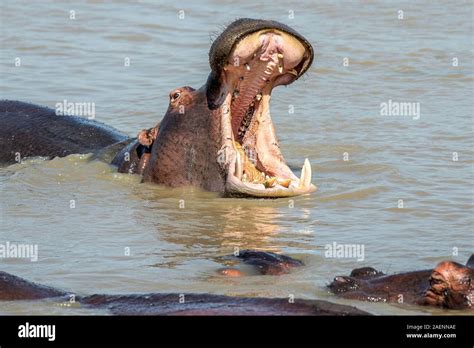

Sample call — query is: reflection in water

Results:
[134,186,285,268]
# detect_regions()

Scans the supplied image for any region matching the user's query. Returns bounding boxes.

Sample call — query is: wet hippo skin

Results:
[0,271,367,316]
[218,250,304,276]
[0,100,127,164]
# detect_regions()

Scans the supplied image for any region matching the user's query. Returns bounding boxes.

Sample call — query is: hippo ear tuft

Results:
[206,72,225,110]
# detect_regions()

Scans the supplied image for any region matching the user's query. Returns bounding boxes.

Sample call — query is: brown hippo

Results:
[0,271,367,316]
[328,255,474,310]
[0,18,317,198]
[217,249,304,276]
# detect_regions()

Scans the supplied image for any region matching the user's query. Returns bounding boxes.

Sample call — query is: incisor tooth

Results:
[264,177,277,188]
[235,152,243,180]
[277,178,291,188]
[299,158,312,188]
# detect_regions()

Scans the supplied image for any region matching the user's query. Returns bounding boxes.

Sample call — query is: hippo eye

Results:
[171,92,181,101]
[430,276,443,286]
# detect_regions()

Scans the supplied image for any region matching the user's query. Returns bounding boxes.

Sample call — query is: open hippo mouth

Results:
[209,19,317,197]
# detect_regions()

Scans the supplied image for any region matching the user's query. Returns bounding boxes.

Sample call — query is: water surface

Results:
[0,0,473,315]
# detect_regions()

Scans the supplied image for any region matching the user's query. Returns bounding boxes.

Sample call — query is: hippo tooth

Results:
[277,178,291,188]
[235,151,243,179]
[256,93,262,101]
[277,53,284,73]
[245,63,250,71]
[299,158,312,188]
[288,69,298,76]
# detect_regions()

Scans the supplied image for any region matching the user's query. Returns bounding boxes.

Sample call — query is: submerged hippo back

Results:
[0,100,127,165]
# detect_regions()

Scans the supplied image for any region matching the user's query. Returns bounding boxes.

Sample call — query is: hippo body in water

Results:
[0,100,129,163]
[218,249,304,276]
[329,255,474,310]
[0,251,364,315]
[0,18,317,198]
[0,271,367,316]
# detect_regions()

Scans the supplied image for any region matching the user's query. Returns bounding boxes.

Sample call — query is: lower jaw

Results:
[225,154,317,198]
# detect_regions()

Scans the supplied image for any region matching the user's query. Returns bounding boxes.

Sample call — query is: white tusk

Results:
[299,158,312,188]
[277,53,284,73]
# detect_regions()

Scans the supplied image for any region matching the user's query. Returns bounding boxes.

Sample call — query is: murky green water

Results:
[0,0,473,315]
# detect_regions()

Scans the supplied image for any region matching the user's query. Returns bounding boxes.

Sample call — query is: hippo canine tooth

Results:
[277,53,284,73]
[235,151,243,179]
[299,158,311,188]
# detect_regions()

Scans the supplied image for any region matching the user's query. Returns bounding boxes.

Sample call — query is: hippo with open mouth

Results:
[0,18,316,198]
[328,255,474,310]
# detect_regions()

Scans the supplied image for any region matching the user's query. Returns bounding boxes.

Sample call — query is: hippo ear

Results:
[467,254,474,269]
[206,72,225,110]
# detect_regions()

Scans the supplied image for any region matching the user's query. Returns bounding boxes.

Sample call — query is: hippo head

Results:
[328,276,362,293]
[142,18,316,197]
[420,261,473,310]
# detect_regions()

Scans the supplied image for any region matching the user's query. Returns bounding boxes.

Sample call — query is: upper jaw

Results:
[215,28,316,198]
